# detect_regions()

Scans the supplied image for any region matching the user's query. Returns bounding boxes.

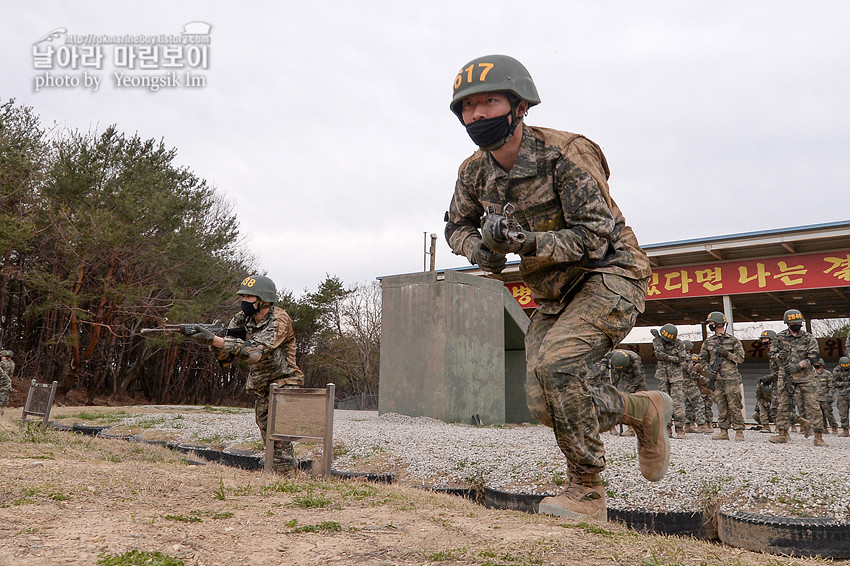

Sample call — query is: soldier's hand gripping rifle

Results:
[480,203,535,256]
[141,322,246,341]
[774,348,795,395]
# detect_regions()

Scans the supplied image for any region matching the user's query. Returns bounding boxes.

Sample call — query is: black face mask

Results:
[465,111,515,151]
[789,324,803,333]
[241,300,259,317]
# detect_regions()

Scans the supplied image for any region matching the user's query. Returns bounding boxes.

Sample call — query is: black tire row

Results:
[52,422,850,558]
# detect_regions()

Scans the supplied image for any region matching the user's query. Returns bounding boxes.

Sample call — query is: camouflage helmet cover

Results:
[760,329,777,341]
[706,311,727,325]
[840,356,850,368]
[659,323,677,341]
[237,274,277,303]
[783,308,804,325]
[450,54,541,120]
[611,350,630,369]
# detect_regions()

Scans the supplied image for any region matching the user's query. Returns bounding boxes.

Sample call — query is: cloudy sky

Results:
[5,1,849,298]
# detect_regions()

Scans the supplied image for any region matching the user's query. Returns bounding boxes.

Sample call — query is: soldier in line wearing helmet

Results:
[680,340,709,433]
[611,349,647,436]
[752,330,778,433]
[698,311,746,441]
[0,349,13,416]
[833,357,850,437]
[444,54,672,522]
[652,324,689,438]
[814,358,839,434]
[768,309,827,447]
[183,275,305,470]
[689,352,715,430]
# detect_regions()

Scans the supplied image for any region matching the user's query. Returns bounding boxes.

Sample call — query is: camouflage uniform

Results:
[834,365,850,431]
[699,332,745,431]
[753,376,773,427]
[772,329,823,433]
[611,350,646,393]
[0,357,13,408]
[682,356,708,427]
[652,336,688,428]
[446,124,651,475]
[588,351,613,388]
[690,358,715,425]
[814,367,837,430]
[216,306,304,466]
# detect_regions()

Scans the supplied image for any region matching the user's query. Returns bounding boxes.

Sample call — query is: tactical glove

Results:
[481,214,536,256]
[783,363,795,376]
[655,352,669,361]
[470,243,507,274]
[184,324,216,345]
[716,348,729,358]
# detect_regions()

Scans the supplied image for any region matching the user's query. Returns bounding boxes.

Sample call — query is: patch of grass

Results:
[564,521,618,537]
[48,490,69,501]
[262,480,305,494]
[213,478,227,500]
[552,471,565,486]
[289,520,342,533]
[66,410,133,424]
[292,491,332,508]
[133,416,167,430]
[428,548,467,561]
[97,549,185,565]
[163,513,202,523]
[191,432,237,445]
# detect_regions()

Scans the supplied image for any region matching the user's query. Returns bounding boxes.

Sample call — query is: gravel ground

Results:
[105,407,850,521]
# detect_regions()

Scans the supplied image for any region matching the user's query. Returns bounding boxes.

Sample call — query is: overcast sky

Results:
[5,1,849,301]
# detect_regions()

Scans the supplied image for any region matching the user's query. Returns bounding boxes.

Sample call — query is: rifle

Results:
[481,203,527,246]
[774,348,794,395]
[141,321,247,340]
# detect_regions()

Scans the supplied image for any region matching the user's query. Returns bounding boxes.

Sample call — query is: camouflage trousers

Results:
[754,396,774,426]
[818,400,837,429]
[0,389,9,407]
[703,394,714,425]
[253,384,297,467]
[656,377,685,428]
[525,273,644,475]
[776,379,823,432]
[713,379,744,431]
[837,393,850,429]
[683,379,707,426]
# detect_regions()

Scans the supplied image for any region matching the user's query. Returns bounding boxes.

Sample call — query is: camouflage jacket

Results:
[611,350,646,393]
[814,369,833,401]
[216,306,304,393]
[0,359,12,393]
[652,336,688,383]
[833,366,850,396]
[772,329,819,385]
[445,123,651,315]
[698,332,745,382]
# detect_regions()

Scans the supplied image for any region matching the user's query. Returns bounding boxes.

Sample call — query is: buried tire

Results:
[717,511,850,558]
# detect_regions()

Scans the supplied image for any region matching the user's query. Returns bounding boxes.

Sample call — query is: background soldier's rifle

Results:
[141,321,247,340]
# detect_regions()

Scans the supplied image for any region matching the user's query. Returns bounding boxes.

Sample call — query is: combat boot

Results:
[538,472,606,521]
[675,426,685,439]
[798,418,812,438]
[842,428,850,437]
[667,425,673,439]
[734,430,745,441]
[683,423,697,434]
[619,391,673,482]
[697,423,712,433]
[712,429,729,440]
[813,432,828,447]
[790,424,798,433]
[832,426,839,435]
[769,429,789,444]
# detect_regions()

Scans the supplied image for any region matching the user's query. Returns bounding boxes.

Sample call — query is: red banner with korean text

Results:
[646,251,850,300]
[503,250,850,309]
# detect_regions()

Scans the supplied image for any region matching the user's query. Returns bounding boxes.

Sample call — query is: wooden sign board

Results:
[265,384,335,476]
[21,380,58,432]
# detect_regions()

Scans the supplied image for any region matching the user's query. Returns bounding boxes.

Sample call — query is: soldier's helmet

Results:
[683,339,693,351]
[659,323,677,342]
[840,356,850,369]
[0,349,11,357]
[450,55,541,121]
[706,311,726,325]
[760,329,777,341]
[691,353,700,363]
[237,275,277,303]
[783,309,804,325]
[611,350,630,369]
[815,358,825,367]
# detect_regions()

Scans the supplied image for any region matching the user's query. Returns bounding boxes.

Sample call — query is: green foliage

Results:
[213,478,227,500]
[97,550,185,566]
[163,513,202,523]
[289,520,342,533]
